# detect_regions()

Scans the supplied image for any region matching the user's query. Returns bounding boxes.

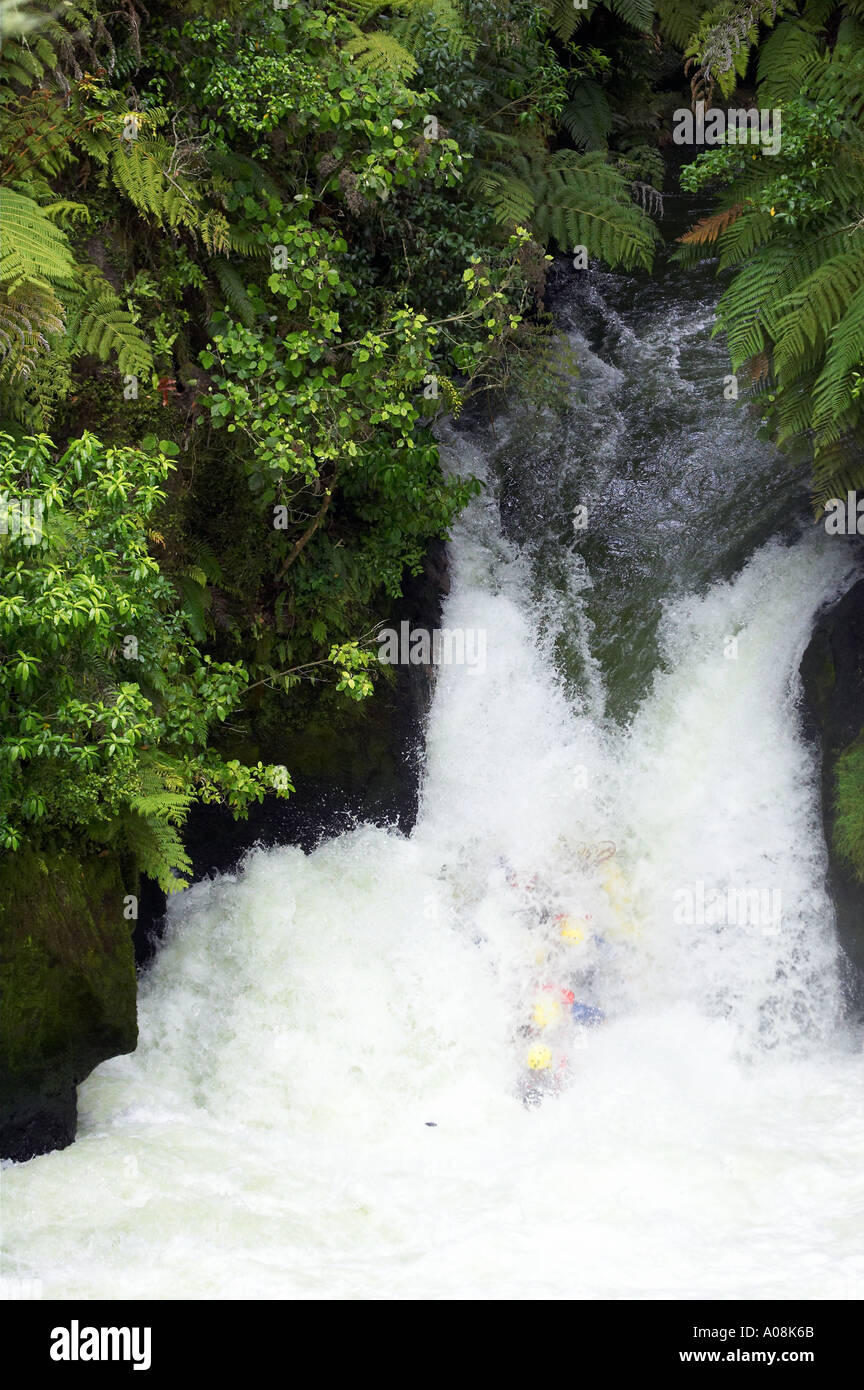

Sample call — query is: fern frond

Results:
[541,0,587,42]
[176,572,208,642]
[0,281,64,380]
[715,210,777,266]
[654,0,705,48]
[606,0,654,30]
[391,0,476,55]
[200,209,230,256]
[121,755,197,891]
[470,170,536,225]
[473,150,658,269]
[210,256,257,328]
[343,26,418,76]
[0,188,77,292]
[679,204,744,246]
[122,809,192,892]
[560,81,613,151]
[812,437,864,512]
[771,244,864,385]
[540,151,659,268]
[756,19,824,102]
[108,138,202,234]
[811,283,864,432]
[65,269,152,376]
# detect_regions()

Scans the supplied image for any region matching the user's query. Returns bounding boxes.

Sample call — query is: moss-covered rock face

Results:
[800,574,864,1013]
[0,850,138,1161]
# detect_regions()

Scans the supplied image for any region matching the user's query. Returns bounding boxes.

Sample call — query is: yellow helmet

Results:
[527,1044,553,1071]
[558,914,588,944]
[532,995,563,1028]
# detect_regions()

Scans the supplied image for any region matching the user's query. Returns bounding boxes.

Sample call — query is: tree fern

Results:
[175,571,209,643]
[810,282,864,433]
[541,0,588,41]
[836,11,864,47]
[756,18,824,101]
[686,0,798,101]
[679,203,744,247]
[0,188,77,292]
[472,169,536,225]
[715,242,801,368]
[0,0,111,88]
[812,437,864,510]
[120,758,195,893]
[541,151,659,267]
[542,0,655,38]
[391,0,476,55]
[0,281,64,381]
[121,811,192,893]
[560,80,613,150]
[713,210,777,267]
[67,284,153,376]
[471,151,658,268]
[108,138,202,235]
[343,27,418,77]
[771,245,864,384]
[210,256,257,329]
[606,0,655,29]
[655,0,709,48]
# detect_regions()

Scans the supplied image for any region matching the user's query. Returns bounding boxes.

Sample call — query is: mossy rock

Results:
[799,575,864,1009]
[0,849,138,1160]
[833,726,864,883]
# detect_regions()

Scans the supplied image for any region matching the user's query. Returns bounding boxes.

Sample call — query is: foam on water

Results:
[4,273,864,1301]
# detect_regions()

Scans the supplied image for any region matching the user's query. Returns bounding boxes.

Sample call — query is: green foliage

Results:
[332,0,661,266]
[757,16,825,100]
[0,0,673,879]
[685,0,799,100]
[676,22,864,508]
[121,765,194,893]
[0,0,113,88]
[561,79,614,149]
[655,0,709,49]
[834,726,864,882]
[62,265,153,382]
[474,151,659,267]
[343,26,420,75]
[0,189,77,292]
[0,431,290,887]
[543,0,655,41]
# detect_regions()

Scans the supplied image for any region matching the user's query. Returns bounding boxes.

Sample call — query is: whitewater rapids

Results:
[3,267,864,1301]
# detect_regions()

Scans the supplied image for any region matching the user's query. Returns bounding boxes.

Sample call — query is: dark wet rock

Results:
[800,573,864,1013]
[0,850,138,1161]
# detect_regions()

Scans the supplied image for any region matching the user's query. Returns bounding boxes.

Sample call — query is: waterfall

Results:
[4,264,864,1301]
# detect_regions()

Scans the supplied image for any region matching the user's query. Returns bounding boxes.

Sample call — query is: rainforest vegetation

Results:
[1,0,864,893]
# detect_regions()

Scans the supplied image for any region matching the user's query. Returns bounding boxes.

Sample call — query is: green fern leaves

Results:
[210,257,257,329]
[69,284,153,377]
[757,19,824,101]
[0,189,77,292]
[108,138,203,235]
[343,27,419,77]
[122,760,195,893]
[678,18,864,509]
[0,282,64,381]
[474,151,658,269]
[561,81,614,151]
[0,188,152,383]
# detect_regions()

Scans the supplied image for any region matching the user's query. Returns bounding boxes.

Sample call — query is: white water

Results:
[4,437,864,1300]
[4,288,864,1301]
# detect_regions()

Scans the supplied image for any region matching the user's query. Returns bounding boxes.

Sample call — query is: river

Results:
[3,245,864,1300]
